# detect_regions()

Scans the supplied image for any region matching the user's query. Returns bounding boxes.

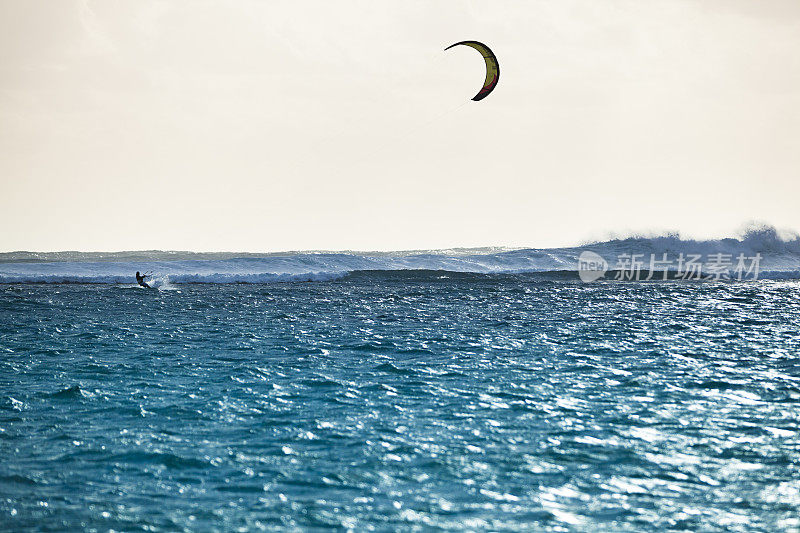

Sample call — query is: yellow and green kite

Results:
[445,41,499,101]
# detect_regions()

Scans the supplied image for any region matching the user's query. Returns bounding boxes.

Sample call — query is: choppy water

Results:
[2,275,800,531]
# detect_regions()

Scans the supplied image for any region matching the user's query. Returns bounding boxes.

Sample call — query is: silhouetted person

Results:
[135,271,150,288]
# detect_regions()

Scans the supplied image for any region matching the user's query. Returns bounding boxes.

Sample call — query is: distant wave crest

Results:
[2,225,799,284]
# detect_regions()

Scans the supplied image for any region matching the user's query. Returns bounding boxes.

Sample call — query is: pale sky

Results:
[1,0,799,252]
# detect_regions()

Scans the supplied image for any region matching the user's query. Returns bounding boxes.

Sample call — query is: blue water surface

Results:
[1,274,799,531]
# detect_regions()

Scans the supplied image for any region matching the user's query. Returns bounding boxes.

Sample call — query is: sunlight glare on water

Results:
[1,275,800,531]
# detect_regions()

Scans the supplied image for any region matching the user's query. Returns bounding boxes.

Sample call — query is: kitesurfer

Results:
[135,271,150,288]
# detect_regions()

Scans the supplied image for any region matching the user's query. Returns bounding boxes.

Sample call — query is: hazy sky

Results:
[1,0,799,251]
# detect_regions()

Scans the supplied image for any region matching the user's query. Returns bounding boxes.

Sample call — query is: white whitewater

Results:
[2,227,799,283]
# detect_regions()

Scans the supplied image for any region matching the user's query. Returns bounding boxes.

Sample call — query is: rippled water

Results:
[2,275,800,531]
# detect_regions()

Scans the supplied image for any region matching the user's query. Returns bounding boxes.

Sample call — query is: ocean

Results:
[2,233,800,531]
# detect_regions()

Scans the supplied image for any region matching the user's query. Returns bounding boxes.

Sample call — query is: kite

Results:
[445,41,499,101]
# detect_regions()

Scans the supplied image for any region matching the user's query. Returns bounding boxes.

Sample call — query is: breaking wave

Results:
[2,225,799,284]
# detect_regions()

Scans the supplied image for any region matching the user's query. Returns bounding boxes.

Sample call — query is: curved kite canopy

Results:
[445,41,499,101]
